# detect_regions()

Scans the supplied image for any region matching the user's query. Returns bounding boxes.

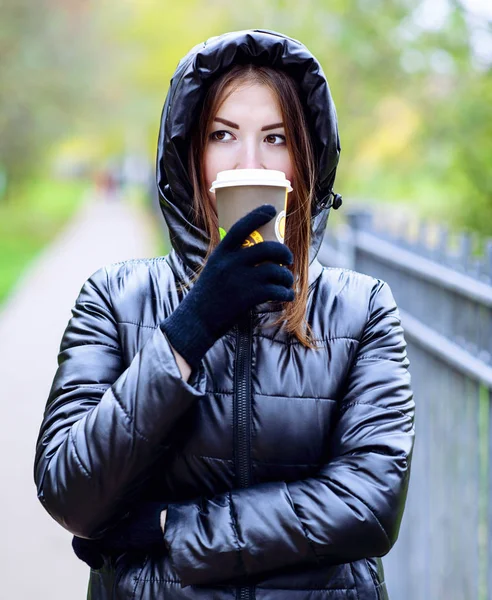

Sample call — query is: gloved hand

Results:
[72,537,105,570]
[160,204,294,369]
[72,502,167,569]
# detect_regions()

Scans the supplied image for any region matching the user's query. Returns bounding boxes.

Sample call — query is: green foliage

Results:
[0,178,87,304]
[84,0,231,158]
[221,0,492,236]
[0,0,97,190]
[1,0,491,240]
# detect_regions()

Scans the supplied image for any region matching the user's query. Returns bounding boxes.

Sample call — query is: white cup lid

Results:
[210,169,293,192]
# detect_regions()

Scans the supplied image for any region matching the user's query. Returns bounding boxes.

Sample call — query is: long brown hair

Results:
[189,64,318,349]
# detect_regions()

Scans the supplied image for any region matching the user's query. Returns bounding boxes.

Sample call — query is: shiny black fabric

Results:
[34,29,414,599]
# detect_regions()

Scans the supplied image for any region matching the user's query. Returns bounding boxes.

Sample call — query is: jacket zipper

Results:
[234,312,254,600]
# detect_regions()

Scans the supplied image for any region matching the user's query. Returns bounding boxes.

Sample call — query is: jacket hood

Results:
[156,29,341,276]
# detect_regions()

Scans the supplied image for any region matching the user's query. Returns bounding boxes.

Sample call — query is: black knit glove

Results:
[72,537,105,570]
[160,204,294,369]
[72,502,167,569]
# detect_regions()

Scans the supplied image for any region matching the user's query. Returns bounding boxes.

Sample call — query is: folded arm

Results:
[163,281,415,586]
[34,267,206,539]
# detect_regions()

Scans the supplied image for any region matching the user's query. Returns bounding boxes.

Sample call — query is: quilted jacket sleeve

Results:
[163,280,415,586]
[34,267,206,538]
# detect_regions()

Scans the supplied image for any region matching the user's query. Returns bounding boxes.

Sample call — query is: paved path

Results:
[0,192,157,599]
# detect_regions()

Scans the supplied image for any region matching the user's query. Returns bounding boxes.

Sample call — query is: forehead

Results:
[216,82,281,116]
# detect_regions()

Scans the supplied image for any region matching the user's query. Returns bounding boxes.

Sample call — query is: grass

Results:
[0,178,88,305]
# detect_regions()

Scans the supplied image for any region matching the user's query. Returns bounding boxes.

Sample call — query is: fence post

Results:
[345,208,372,233]
[343,208,373,272]
[488,387,492,600]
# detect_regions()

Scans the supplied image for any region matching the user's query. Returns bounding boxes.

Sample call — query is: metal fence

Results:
[319,207,492,600]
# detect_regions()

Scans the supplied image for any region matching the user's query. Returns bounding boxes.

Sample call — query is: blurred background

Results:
[1,0,491,301]
[0,0,491,598]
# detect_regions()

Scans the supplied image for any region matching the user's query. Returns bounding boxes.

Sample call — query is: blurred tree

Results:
[0,0,97,197]
[223,0,492,235]
[409,2,492,235]
[84,0,231,160]
[2,0,491,236]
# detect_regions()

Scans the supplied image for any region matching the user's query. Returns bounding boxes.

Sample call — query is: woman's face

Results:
[203,82,293,206]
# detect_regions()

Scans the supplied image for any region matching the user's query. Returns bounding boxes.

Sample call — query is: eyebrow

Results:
[214,117,284,131]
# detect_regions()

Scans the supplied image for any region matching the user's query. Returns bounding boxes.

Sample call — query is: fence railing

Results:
[319,207,492,600]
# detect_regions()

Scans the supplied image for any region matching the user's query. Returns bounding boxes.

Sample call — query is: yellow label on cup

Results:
[242,230,264,248]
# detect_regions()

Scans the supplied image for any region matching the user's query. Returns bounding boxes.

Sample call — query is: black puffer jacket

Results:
[34,30,414,599]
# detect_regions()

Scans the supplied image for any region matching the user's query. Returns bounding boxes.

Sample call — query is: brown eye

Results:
[210,130,233,142]
[265,134,286,145]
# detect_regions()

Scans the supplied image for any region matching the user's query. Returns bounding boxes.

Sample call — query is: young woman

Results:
[34,29,414,599]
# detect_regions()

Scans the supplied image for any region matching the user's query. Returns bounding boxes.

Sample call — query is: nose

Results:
[236,140,264,169]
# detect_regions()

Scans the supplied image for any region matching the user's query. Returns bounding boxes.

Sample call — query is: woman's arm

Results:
[162,281,415,586]
[34,267,205,539]
[170,347,192,382]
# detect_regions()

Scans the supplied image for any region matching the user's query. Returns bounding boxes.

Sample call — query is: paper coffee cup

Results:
[210,169,293,246]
